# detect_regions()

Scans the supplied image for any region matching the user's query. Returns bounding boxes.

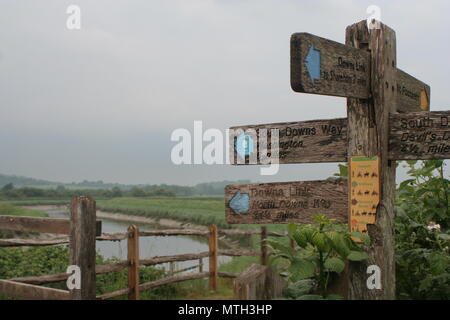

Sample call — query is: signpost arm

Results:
[346,20,397,299]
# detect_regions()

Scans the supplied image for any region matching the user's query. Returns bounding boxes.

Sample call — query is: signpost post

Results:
[225,19,446,300]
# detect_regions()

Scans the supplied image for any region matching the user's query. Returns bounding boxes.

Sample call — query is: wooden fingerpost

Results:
[260,226,268,266]
[127,225,140,300]
[208,224,218,292]
[69,196,97,300]
[346,20,397,299]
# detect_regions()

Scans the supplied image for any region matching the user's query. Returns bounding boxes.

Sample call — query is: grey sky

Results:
[0,0,449,185]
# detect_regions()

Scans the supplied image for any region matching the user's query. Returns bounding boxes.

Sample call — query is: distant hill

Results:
[0,173,250,196]
[0,174,57,188]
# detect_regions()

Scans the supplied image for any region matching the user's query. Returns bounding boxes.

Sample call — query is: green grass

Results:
[96,197,295,233]
[96,197,228,228]
[0,199,69,206]
[0,202,48,217]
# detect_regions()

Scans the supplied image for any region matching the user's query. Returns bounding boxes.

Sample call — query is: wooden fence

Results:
[0,197,287,300]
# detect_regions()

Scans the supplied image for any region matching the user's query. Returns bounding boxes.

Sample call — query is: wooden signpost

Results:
[225,179,347,224]
[290,33,370,99]
[230,111,450,165]
[389,111,450,159]
[291,33,430,112]
[229,118,347,164]
[226,19,445,300]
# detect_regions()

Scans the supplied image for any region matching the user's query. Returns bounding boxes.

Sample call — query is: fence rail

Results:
[0,196,289,300]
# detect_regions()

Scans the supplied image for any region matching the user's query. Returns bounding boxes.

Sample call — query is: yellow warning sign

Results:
[349,156,380,234]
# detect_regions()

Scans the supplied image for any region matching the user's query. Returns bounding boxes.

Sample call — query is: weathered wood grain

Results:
[389,111,450,160]
[139,272,210,292]
[225,178,348,224]
[395,69,430,113]
[127,225,140,300]
[0,236,69,247]
[208,225,218,291]
[234,264,267,300]
[0,216,70,234]
[9,261,129,285]
[0,279,70,300]
[218,249,261,257]
[139,229,209,237]
[260,226,268,266]
[233,264,286,300]
[69,196,97,300]
[229,118,347,164]
[230,113,450,164]
[97,287,131,300]
[291,33,370,99]
[140,252,210,266]
[219,229,286,236]
[0,216,101,236]
[346,20,396,300]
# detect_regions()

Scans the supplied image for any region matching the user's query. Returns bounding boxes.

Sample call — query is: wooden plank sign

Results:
[348,156,380,234]
[396,69,430,113]
[225,179,348,224]
[389,111,450,160]
[229,118,347,164]
[230,111,450,164]
[291,33,370,99]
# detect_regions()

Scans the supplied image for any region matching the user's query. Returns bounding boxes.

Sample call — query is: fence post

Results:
[69,196,97,300]
[169,262,175,276]
[127,225,140,300]
[260,226,268,266]
[199,258,203,273]
[208,224,218,292]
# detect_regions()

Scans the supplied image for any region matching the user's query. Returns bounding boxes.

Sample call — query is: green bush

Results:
[269,214,369,300]
[0,246,178,300]
[395,160,450,300]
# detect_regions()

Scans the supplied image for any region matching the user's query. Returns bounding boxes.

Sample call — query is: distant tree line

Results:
[0,180,251,200]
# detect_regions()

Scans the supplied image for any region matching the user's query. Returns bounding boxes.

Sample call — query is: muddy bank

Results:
[23,205,209,231]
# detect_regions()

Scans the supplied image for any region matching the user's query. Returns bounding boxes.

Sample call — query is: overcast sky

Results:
[0,0,449,185]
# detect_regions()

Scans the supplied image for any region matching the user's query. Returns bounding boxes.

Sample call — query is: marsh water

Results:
[43,207,231,273]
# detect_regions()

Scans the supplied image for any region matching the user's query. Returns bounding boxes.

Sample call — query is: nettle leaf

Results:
[268,239,296,258]
[293,228,314,248]
[324,257,345,273]
[329,233,351,258]
[289,259,316,281]
[283,279,316,299]
[311,232,329,252]
[347,250,369,261]
[349,232,371,245]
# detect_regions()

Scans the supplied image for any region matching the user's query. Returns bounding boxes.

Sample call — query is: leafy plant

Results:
[269,214,369,300]
[0,246,178,300]
[395,160,450,299]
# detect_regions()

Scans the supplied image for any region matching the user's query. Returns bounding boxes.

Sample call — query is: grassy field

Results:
[0,202,48,217]
[1,199,69,206]
[96,197,228,227]
[0,198,291,299]
[96,196,288,234]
